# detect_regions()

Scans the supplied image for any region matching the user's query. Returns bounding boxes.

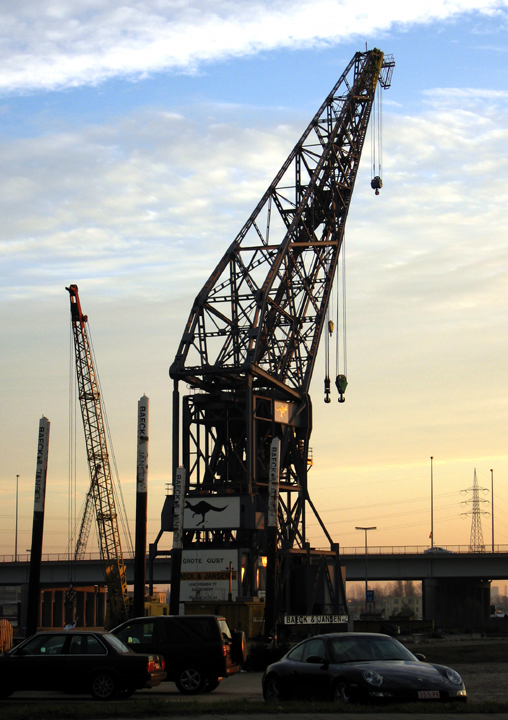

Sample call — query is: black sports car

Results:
[262,632,467,704]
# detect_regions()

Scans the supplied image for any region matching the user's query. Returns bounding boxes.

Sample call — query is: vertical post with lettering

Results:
[169,466,185,615]
[265,437,280,641]
[26,416,50,637]
[133,395,149,617]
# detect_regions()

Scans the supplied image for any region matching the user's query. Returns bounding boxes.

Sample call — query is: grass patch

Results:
[2,698,508,719]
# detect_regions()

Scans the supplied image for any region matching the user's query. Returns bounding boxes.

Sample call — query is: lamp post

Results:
[356,526,376,613]
[491,469,494,553]
[430,457,434,550]
[15,474,19,562]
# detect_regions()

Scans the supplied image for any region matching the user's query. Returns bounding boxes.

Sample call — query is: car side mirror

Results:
[414,653,426,661]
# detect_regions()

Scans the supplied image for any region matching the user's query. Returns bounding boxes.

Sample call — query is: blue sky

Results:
[1,0,508,560]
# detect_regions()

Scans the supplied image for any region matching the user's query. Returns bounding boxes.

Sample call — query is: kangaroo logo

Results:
[184,500,228,526]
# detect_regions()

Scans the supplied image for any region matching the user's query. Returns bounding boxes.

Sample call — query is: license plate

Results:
[418,690,440,699]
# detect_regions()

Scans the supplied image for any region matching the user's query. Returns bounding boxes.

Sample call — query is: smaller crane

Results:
[67,285,129,627]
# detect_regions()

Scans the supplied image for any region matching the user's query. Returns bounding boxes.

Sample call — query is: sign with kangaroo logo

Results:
[183,496,240,529]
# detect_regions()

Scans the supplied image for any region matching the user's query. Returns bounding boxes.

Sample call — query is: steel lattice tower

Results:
[461,469,489,553]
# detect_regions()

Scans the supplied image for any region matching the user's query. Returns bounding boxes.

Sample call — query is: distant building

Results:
[384,595,422,620]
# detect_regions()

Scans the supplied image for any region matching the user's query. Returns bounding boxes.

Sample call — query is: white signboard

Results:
[284,614,349,625]
[268,438,280,528]
[34,417,50,513]
[172,467,185,550]
[183,496,240,529]
[136,395,149,493]
[180,549,238,602]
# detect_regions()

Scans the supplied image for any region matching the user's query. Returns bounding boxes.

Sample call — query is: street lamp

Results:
[356,526,376,614]
[491,469,494,553]
[430,457,434,551]
[15,474,19,562]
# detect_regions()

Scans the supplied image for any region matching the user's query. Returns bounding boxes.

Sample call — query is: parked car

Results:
[112,614,246,694]
[262,632,467,704]
[0,630,166,701]
[424,547,454,554]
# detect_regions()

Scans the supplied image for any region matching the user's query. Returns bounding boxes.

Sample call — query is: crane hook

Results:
[371,176,383,195]
[335,374,348,403]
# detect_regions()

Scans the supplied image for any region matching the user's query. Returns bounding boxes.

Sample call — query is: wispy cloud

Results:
[0,105,294,299]
[1,90,507,312]
[1,0,507,93]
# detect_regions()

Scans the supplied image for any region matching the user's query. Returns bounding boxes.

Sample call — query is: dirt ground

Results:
[403,637,508,703]
[453,663,508,703]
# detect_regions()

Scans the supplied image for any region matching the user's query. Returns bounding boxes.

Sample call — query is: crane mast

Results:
[167,49,394,626]
[67,284,129,626]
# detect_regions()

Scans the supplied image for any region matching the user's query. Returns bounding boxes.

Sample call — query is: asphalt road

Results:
[2,670,264,703]
[3,663,507,720]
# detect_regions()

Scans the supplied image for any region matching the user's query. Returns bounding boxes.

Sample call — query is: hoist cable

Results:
[335,258,340,376]
[377,88,383,177]
[324,262,332,402]
[68,324,77,580]
[342,236,347,377]
[371,92,376,178]
[336,238,347,378]
[325,298,330,379]
[370,87,384,179]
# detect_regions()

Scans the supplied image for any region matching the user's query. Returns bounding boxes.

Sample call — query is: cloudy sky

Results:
[1,0,508,563]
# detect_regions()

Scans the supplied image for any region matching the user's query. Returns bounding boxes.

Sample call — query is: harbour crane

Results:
[166,49,395,630]
[67,284,129,626]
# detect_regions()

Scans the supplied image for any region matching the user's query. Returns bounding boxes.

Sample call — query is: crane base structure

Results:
[156,49,395,636]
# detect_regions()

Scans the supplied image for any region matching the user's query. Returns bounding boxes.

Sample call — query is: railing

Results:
[320,545,508,556]
[0,551,137,564]
[2,545,508,564]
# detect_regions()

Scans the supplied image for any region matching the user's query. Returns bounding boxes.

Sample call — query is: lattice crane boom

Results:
[67,284,129,626]
[171,49,394,395]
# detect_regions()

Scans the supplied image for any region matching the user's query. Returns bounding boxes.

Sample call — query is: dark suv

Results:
[112,615,246,694]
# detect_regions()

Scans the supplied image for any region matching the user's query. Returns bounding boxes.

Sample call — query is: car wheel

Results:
[203,678,222,692]
[332,680,353,704]
[90,672,119,701]
[175,667,206,695]
[264,674,284,702]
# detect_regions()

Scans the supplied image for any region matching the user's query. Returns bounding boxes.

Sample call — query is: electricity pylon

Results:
[461,469,489,552]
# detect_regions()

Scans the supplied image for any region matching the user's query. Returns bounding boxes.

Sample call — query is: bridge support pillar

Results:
[423,576,491,629]
[422,577,439,624]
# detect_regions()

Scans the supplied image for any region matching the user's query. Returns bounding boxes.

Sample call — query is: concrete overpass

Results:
[1,546,507,628]
[1,547,508,585]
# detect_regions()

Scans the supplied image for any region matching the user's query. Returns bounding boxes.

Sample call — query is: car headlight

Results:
[444,668,462,685]
[363,669,383,687]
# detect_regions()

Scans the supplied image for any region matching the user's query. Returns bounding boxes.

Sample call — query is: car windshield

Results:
[329,636,417,664]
